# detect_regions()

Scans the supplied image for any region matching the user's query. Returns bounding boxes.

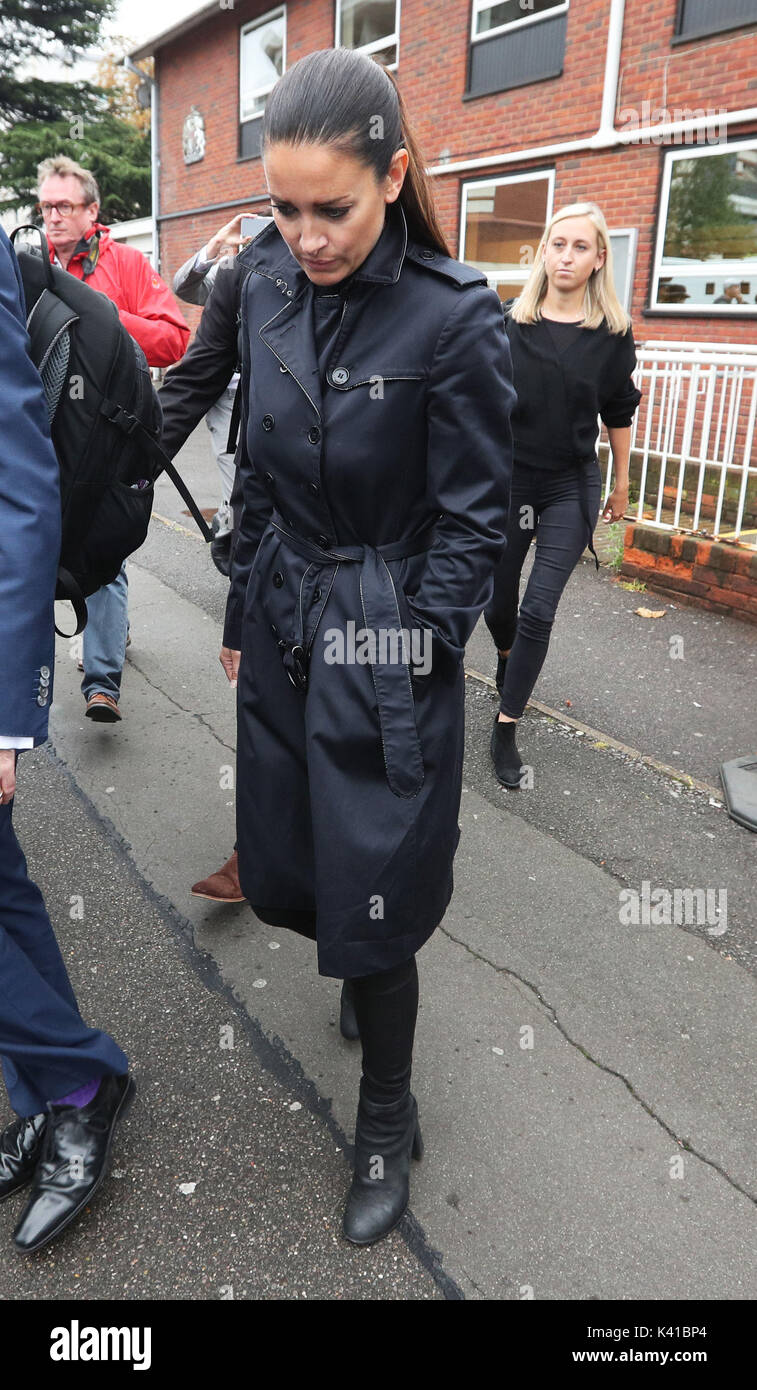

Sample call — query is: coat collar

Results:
[253,203,410,422]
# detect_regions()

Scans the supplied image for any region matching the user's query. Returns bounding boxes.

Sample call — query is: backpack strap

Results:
[99,398,214,542]
[26,288,78,372]
[55,567,88,637]
[10,224,54,291]
[225,381,242,456]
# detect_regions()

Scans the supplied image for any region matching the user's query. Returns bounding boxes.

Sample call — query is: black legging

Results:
[485,459,602,719]
[350,956,418,1104]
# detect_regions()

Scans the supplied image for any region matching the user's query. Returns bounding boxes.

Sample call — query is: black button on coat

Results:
[223,203,515,978]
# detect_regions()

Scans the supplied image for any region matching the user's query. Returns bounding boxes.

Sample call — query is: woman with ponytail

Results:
[218,48,514,1245]
[485,202,642,787]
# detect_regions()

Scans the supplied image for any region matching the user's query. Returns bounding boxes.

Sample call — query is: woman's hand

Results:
[206,213,254,262]
[601,486,629,523]
[0,749,16,804]
[220,647,241,687]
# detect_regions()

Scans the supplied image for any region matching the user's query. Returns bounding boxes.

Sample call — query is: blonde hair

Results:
[37,155,100,209]
[511,201,630,334]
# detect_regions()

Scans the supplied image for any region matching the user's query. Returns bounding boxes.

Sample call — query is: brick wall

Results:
[622,525,757,623]
[152,0,757,347]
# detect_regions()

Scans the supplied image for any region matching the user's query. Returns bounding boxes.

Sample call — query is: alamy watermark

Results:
[619,880,727,934]
[323,622,432,675]
[618,102,728,146]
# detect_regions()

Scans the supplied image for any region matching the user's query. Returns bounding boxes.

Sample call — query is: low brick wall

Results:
[621,524,757,626]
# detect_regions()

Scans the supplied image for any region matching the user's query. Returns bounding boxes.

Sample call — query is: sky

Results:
[113,0,210,48]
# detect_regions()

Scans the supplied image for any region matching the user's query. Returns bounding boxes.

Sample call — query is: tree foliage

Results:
[0,5,151,222]
[0,0,117,124]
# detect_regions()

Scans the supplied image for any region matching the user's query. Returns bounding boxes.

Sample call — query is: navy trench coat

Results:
[223,202,515,978]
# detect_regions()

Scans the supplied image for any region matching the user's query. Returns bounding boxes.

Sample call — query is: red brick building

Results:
[132,0,757,619]
[131,0,757,343]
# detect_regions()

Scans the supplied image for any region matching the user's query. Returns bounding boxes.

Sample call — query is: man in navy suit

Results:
[0,226,135,1254]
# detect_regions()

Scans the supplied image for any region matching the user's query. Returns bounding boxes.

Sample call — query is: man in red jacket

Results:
[37,155,189,722]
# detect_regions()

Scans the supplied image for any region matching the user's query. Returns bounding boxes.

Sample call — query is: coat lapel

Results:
[259,287,323,422]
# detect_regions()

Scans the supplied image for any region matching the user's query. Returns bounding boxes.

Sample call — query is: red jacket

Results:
[51,223,189,368]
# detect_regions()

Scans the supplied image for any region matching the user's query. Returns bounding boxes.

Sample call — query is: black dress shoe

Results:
[0,1114,47,1201]
[490,715,524,789]
[13,1072,135,1254]
[343,1082,423,1246]
[339,979,360,1041]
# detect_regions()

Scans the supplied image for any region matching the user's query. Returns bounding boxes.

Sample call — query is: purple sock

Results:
[50,1077,101,1109]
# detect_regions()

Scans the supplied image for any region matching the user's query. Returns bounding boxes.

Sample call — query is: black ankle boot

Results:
[495,652,508,695]
[343,1080,423,1245]
[490,715,524,789]
[339,979,360,1041]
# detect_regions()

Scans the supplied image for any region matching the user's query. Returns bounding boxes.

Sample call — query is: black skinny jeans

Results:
[484,459,602,719]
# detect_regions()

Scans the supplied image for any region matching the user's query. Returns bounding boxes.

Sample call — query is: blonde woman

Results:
[486,202,642,787]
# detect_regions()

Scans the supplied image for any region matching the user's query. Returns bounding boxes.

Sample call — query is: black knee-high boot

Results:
[342,956,423,1245]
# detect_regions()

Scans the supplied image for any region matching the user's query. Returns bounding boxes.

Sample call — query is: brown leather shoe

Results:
[85,693,121,722]
[191,850,245,902]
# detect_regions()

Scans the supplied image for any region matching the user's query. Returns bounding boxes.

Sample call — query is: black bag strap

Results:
[99,398,214,542]
[10,224,55,291]
[55,567,88,637]
[225,380,242,456]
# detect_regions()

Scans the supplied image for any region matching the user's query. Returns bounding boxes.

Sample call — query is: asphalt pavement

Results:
[3,425,755,1301]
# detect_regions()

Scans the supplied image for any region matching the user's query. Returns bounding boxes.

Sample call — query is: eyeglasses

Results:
[37,201,89,218]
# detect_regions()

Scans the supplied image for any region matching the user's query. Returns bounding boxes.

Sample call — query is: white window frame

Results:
[459,169,556,293]
[240,4,286,125]
[608,227,639,312]
[335,0,400,70]
[471,0,569,45]
[650,137,757,315]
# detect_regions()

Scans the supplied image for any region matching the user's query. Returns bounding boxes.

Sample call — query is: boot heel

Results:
[412,1119,424,1161]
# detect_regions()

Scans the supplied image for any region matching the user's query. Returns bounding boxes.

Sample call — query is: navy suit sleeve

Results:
[406,284,515,660]
[0,228,61,743]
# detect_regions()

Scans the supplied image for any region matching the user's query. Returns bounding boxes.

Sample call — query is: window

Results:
[459,171,555,302]
[240,6,285,124]
[650,139,757,314]
[468,0,568,98]
[608,229,638,313]
[674,0,757,43]
[472,0,568,43]
[336,0,400,68]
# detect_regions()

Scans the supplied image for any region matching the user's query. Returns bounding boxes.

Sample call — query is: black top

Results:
[502,299,642,471]
[543,316,584,353]
[311,277,352,378]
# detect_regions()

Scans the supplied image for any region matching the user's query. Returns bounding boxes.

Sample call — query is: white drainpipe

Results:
[596,0,626,141]
[123,57,159,271]
[427,0,757,177]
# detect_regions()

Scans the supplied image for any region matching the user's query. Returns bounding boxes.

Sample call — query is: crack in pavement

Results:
[438,922,757,1207]
[125,655,237,756]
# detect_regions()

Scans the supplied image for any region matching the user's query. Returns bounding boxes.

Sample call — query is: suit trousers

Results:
[0,792,128,1118]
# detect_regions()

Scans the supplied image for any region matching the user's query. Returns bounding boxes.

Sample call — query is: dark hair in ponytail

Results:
[262,48,451,257]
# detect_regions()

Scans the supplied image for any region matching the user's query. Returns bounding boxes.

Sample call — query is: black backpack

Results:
[11,225,211,634]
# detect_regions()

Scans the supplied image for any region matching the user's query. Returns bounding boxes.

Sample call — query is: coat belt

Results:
[268,512,437,798]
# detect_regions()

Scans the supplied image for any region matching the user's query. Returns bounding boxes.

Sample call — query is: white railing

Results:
[599,343,757,546]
